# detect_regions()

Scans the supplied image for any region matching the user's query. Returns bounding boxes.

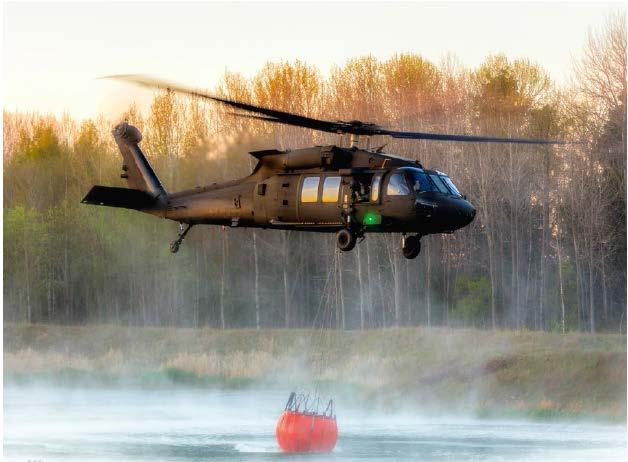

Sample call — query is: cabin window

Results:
[371,174,382,202]
[300,176,320,203]
[322,176,341,203]
[386,173,411,196]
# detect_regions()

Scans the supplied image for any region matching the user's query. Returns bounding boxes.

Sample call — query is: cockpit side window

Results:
[386,173,411,196]
[411,171,433,192]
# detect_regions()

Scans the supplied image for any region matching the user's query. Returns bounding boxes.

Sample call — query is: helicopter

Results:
[81,75,565,259]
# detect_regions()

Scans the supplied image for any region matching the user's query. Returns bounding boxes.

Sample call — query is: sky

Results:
[2,1,623,120]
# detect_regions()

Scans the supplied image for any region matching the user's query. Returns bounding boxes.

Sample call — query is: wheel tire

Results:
[170,241,180,254]
[337,229,357,252]
[402,235,421,259]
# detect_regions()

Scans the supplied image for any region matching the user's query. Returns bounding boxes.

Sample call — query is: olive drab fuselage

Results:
[155,144,476,235]
[82,122,477,257]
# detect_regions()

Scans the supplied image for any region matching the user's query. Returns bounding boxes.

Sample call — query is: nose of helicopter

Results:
[456,199,476,228]
[417,195,475,231]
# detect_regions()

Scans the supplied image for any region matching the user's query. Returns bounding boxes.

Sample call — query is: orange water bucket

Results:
[275,392,338,453]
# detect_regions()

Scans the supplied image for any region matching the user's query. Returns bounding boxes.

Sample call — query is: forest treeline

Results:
[4,15,626,332]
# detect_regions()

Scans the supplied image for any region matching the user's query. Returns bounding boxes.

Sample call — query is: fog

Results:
[5,28,627,332]
[3,14,627,461]
[4,385,625,462]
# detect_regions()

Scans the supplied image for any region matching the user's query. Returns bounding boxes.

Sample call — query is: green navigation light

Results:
[362,210,381,226]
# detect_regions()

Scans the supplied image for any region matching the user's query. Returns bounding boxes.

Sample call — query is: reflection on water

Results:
[4,386,626,461]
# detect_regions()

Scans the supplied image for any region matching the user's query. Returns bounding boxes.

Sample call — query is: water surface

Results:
[4,386,626,461]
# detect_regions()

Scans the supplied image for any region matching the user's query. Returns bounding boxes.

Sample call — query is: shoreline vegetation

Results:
[5,323,626,423]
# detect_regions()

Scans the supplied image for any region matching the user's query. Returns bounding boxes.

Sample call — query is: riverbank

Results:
[4,323,626,421]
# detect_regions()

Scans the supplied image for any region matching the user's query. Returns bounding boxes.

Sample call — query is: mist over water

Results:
[4,385,626,462]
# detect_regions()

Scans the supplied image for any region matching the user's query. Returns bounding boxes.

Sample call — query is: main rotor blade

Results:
[108,74,570,145]
[226,112,343,133]
[383,129,568,145]
[106,74,345,134]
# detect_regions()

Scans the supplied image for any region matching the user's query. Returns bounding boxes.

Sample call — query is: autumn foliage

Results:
[4,16,626,332]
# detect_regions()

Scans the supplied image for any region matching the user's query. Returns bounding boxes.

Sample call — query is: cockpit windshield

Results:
[428,174,450,193]
[399,167,462,197]
[441,176,461,196]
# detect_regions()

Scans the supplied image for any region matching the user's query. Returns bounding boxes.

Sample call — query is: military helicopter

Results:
[82,75,565,259]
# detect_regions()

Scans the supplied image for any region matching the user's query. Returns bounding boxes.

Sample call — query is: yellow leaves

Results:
[147,90,183,158]
[17,119,62,161]
[472,55,520,114]
[382,53,442,119]
[219,71,252,102]
[471,55,552,119]
[218,61,324,145]
[121,103,145,133]
[145,88,206,181]
[512,59,552,104]
[75,120,100,154]
[328,55,384,121]
[253,60,321,115]
[469,55,555,140]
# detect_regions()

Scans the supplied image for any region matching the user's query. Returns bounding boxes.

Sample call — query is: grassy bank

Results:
[4,323,626,422]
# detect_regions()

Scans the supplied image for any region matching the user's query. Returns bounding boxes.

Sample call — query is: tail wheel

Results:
[337,229,357,252]
[402,235,421,259]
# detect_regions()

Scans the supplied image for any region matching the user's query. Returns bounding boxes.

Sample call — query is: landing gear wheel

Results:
[337,229,357,252]
[402,235,421,259]
[170,240,180,254]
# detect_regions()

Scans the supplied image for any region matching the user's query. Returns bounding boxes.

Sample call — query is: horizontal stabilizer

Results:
[81,185,157,210]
